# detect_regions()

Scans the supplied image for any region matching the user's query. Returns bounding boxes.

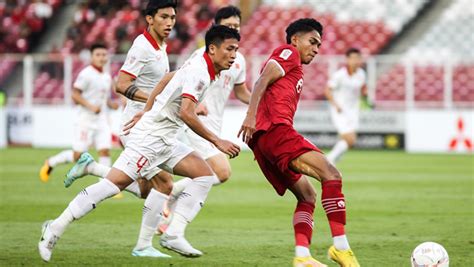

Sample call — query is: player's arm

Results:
[324,86,342,113]
[115,72,149,103]
[107,99,120,110]
[71,88,100,114]
[233,82,251,104]
[122,71,176,134]
[238,61,283,143]
[180,97,240,158]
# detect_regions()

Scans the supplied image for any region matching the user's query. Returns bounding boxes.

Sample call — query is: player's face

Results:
[147,7,176,41]
[91,48,108,67]
[218,16,241,33]
[347,53,362,69]
[209,38,239,72]
[296,30,322,65]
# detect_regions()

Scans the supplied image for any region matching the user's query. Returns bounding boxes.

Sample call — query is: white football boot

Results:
[131,246,171,258]
[160,234,203,257]
[38,220,59,262]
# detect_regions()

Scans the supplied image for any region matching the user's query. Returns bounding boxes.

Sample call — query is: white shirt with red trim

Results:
[130,52,218,144]
[119,30,169,125]
[73,65,112,123]
[184,47,246,134]
[327,67,366,112]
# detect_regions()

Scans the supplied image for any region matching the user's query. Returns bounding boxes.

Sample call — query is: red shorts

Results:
[249,124,322,196]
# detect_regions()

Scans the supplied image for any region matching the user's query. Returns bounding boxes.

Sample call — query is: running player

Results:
[66,0,179,258]
[157,6,251,254]
[38,43,118,183]
[38,25,241,262]
[325,48,366,165]
[238,19,359,267]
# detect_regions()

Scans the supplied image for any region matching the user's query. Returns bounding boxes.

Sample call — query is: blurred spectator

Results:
[74,3,95,24]
[32,0,53,19]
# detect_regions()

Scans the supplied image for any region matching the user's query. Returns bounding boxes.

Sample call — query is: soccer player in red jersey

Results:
[238,18,360,267]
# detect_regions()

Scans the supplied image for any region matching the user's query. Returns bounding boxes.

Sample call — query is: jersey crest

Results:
[279,49,292,60]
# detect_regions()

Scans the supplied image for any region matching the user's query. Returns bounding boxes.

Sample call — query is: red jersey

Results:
[255,44,304,132]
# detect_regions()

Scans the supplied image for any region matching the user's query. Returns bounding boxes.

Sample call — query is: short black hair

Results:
[345,47,361,57]
[285,18,323,44]
[90,43,107,53]
[205,25,240,52]
[145,0,177,17]
[214,5,241,24]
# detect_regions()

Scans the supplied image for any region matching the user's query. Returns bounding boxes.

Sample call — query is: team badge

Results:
[279,49,292,60]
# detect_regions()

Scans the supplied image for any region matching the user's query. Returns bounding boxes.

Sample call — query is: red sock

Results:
[321,180,346,237]
[293,201,315,247]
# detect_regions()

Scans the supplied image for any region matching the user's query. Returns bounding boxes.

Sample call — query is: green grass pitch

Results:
[0,148,473,266]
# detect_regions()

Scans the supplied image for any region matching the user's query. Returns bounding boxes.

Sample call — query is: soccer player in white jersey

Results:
[325,48,367,165]
[65,0,179,258]
[38,43,118,182]
[38,25,241,262]
[156,6,251,254]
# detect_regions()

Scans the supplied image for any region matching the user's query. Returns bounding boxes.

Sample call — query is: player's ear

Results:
[208,44,217,55]
[146,15,154,25]
[291,34,299,46]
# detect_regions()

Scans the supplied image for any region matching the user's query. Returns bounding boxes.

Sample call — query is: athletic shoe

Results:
[131,246,171,258]
[38,220,59,262]
[328,245,360,267]
[293,256,328,267]
[39,161,52,183]
[160,234,203,257]
[64,152,94,188]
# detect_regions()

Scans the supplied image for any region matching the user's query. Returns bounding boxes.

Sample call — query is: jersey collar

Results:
[203,52,216,81]
[91,64,103,73]
[143,29,161,50]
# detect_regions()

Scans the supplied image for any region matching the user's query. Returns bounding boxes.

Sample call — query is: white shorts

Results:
[330,108,359,135]
[72,122,111,152]
[182,128,220,160]
[113,134,193,180]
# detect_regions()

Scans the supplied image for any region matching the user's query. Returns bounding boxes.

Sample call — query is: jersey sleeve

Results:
[267,46,300,76]
[73,69,89,91]
[120,45,146,78]
[234,56,246,84]
[327,69,341,89]
[181,68,208,103]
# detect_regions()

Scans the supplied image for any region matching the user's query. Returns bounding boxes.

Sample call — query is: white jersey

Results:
[119,30,169,126]
[327,67,366,112]
[73,65,112,123]
[130,51,218,144]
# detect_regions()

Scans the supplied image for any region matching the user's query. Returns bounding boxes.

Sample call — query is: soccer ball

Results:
[411,242,449,267]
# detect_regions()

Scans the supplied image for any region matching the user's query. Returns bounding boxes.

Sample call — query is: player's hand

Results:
[215,138,240,158]
[195,103,208,116]
[238,115,256,144]
[123,111,144,135]
[90,105,101,114]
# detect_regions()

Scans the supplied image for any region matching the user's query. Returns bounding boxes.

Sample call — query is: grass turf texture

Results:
[0,148,472,266]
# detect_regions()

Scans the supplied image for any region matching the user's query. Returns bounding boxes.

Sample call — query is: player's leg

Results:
[289,151,359,266]
[327,112,357,165]
[132,170,173,257]
[160,151,216,257]
[38,167,132,262]
[287,177,328,267]
[206,153,231,184]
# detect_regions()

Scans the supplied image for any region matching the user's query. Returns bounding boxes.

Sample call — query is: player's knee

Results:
[324,164,343,182]
[215,167,231,183]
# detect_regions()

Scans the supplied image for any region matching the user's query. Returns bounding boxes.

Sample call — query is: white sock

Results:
[48,150,74,167]
[211,175,222,186]
[166,175,214,236]
[135,189,168,250]
[171,178,192,198]
[50,179,120,236]
[327,139,349,164]
[86,161,111,178]
[333,235,350,251]
[124,181,141,198]
[295,245,311,257]
[49,209,74,236]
